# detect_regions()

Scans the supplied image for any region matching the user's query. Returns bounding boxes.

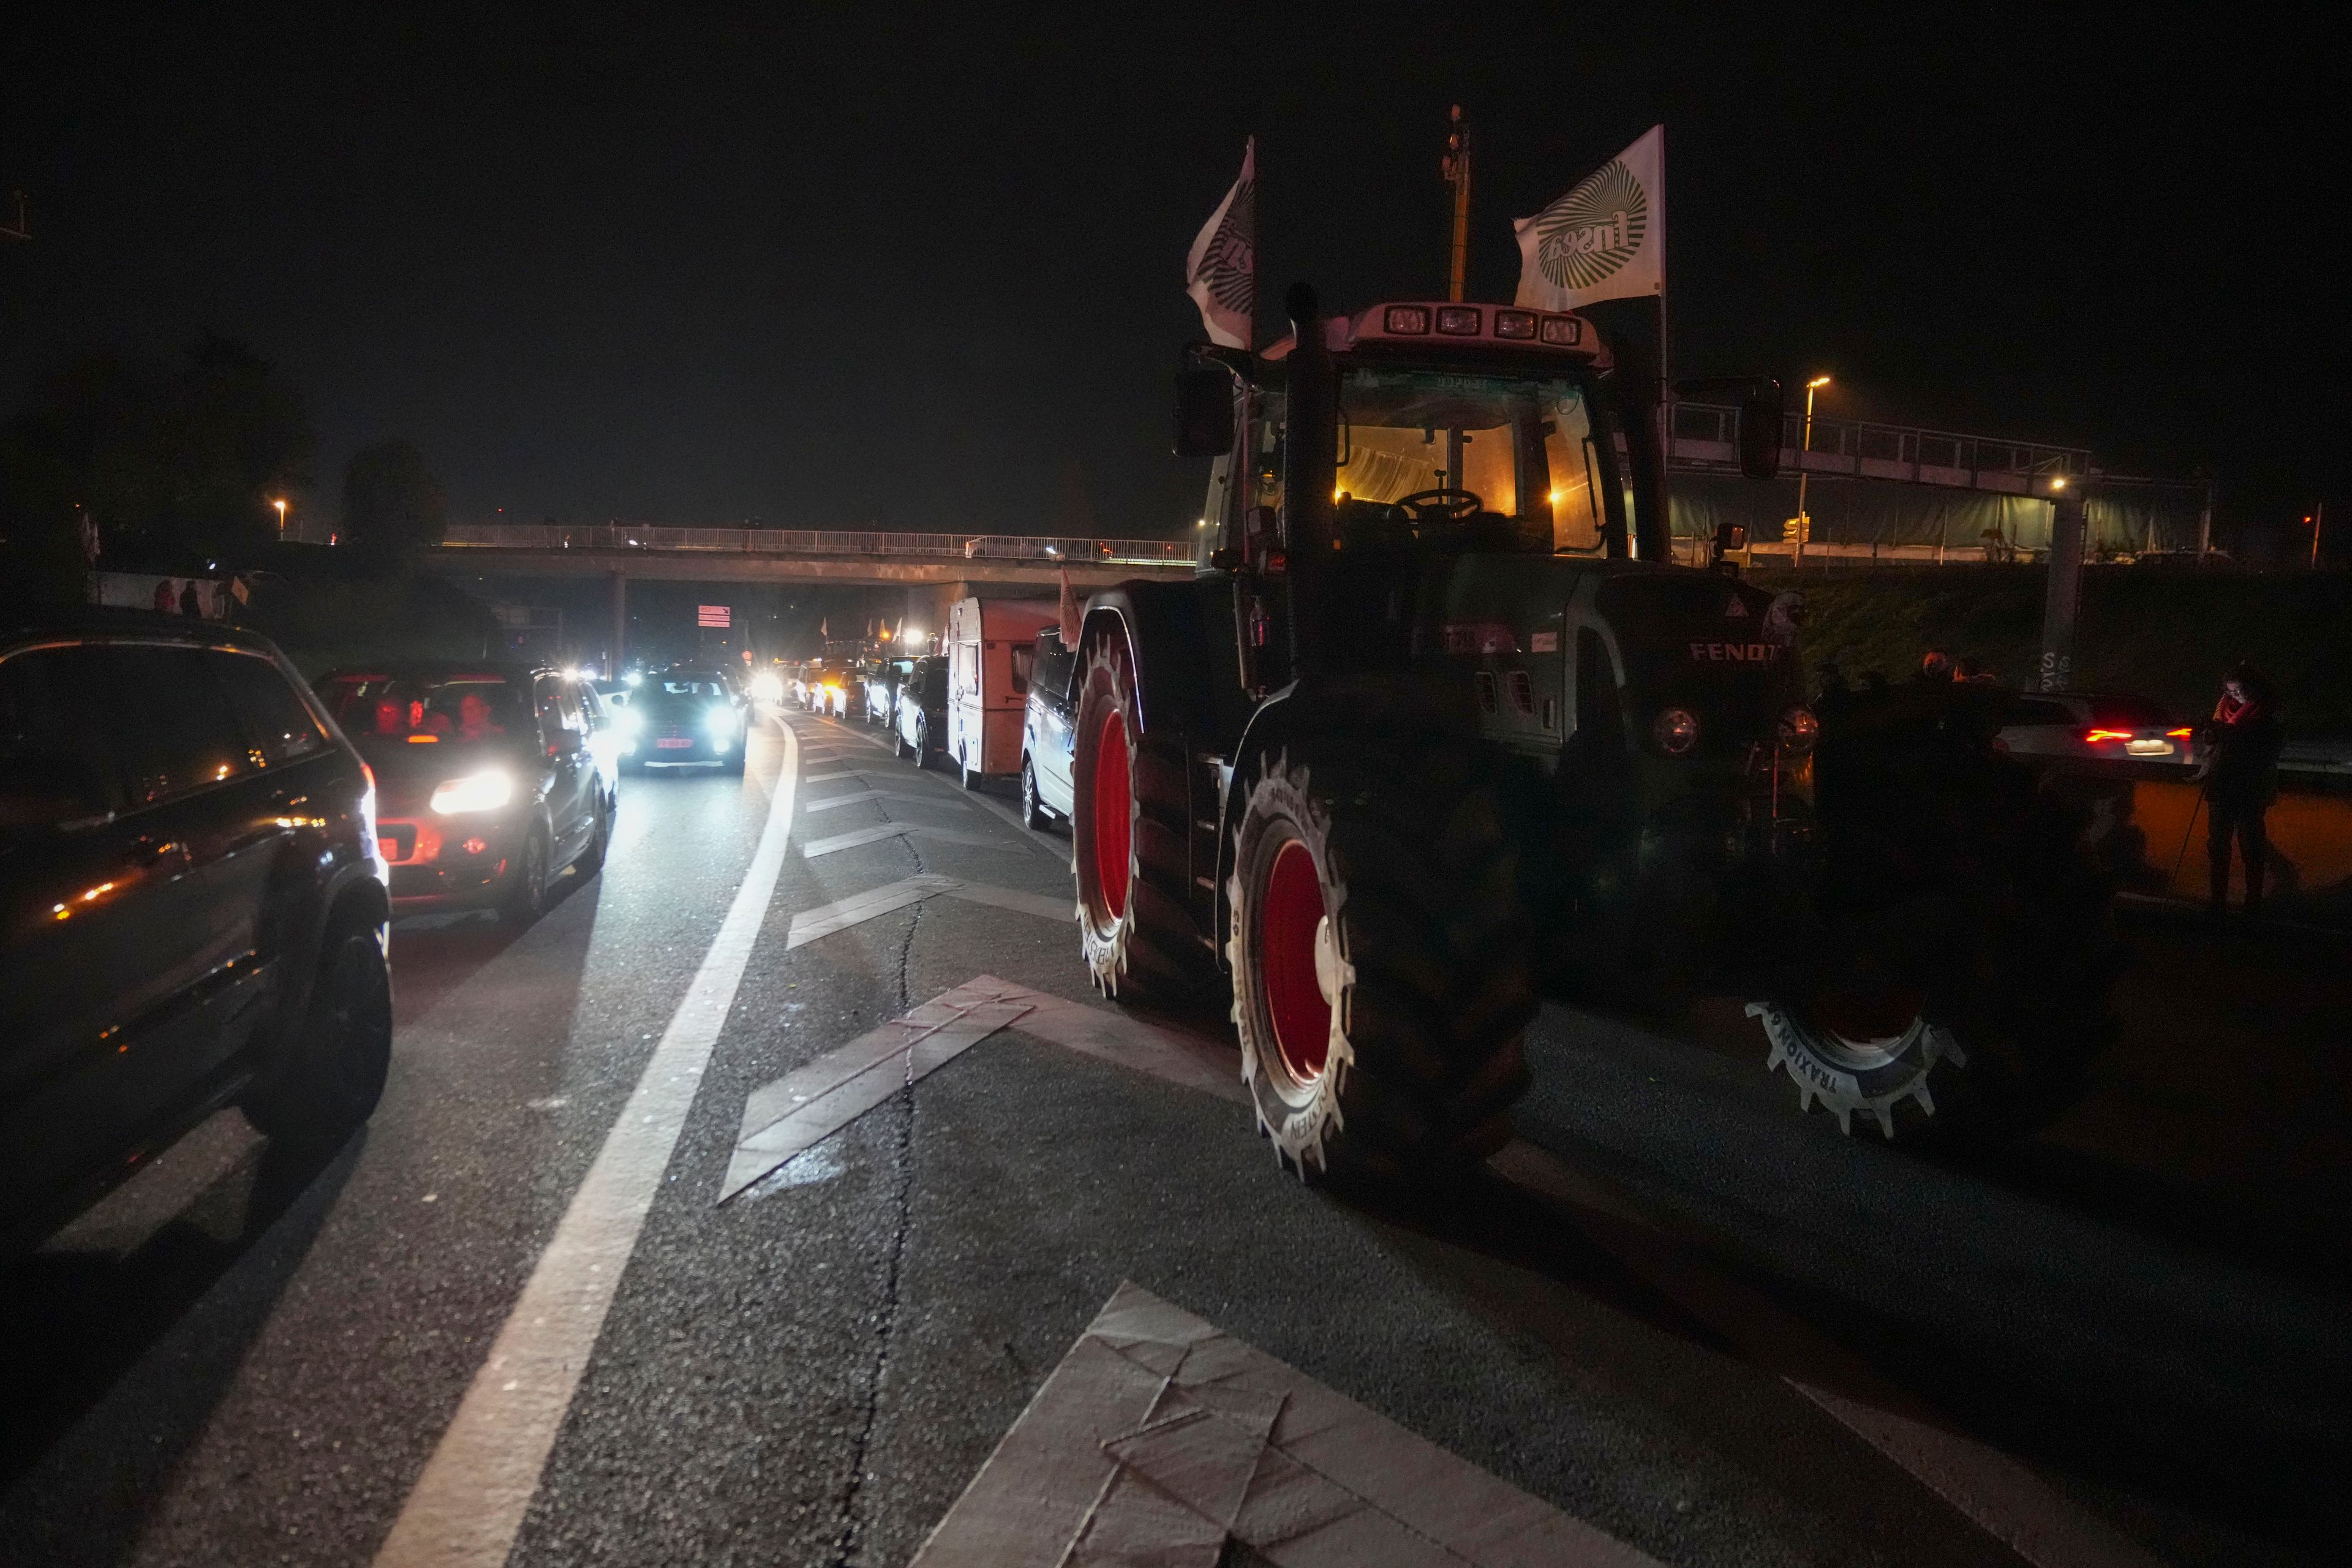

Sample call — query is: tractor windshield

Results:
[1333,368,1623,552]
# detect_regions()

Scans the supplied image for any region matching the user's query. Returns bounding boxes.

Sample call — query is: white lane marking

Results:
[801,788,973,814]
[911,1281,1659,1567]
[717,978,1036,1200]
[783,879,1069,950]
[801,821,1011,858]
[1488,1142,2166,1568]
[786,874,965,949]
[820,718,1066,859]
[803,768,899,783]
[371,722,801,1568]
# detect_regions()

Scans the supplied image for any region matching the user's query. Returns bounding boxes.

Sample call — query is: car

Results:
[891,655,948,768]
[1019,628,1077,828]
[796,659,848,715]
[2,608,391,1253]
[619,667,751,774]
[863,657,913,726]
[317,660,619,920]
[1998,691,2199,770]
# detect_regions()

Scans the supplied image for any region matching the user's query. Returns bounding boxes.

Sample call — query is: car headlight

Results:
[1651,707,1701,756]
[430,769,514,815]
[707,706,738,736]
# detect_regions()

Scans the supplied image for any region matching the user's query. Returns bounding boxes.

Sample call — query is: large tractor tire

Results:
[1752,699,2122,1145]
[1226,737,1536,1182]
[1071,639,1213,1001]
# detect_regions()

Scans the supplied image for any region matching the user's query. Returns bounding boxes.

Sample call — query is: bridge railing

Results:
[437,522,1194,567]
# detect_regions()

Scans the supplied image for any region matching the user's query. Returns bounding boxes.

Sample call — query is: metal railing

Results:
[1670,402,2090,493]
[434,522,1194,567]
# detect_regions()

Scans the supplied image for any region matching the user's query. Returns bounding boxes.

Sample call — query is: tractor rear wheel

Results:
[1227,737,1534,1182]
[1071,639,1212,1001]
[1752,779,2122,1144]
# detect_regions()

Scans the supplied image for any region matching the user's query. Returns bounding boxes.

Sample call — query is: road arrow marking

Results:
[911,1281,1660,1567]
[718,979,1036,1201]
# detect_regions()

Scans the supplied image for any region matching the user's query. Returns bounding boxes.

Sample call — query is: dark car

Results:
[1998,691,2198,772]
[891,655,948,767]
[2,609,392,1253]
[1019,630,1077,828]
[621,667,750,774]
[318,661,618,919]
[863,657,913,726]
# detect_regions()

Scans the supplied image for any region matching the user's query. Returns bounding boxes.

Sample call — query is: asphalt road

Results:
[1,705,2342,1567]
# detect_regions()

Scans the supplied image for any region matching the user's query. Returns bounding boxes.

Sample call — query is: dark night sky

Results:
[3,5,2343,549]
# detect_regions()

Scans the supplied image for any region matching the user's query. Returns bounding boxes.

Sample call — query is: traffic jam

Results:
[2,23,2343,1568]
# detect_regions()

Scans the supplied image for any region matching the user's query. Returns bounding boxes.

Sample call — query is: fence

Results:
[434,522,1193,568]
[1670,402,2092,495]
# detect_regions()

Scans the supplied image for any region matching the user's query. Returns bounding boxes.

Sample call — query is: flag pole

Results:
[1443,106,1472,303]
[1654,126,1674,561]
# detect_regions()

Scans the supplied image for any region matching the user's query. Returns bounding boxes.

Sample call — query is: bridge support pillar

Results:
[609,569,627,676]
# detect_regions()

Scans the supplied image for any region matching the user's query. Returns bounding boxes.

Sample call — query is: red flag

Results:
[1057,565,1081,647]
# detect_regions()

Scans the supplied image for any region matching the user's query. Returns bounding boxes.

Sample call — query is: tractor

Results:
[1065,284,2117,1180]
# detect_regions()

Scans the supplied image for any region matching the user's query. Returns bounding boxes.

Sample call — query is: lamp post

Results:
[1792,375,1830,565]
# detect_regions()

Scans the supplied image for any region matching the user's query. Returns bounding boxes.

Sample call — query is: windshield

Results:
[1330,368,1619,552]
[646,674,730,699]
[323,673,529,746]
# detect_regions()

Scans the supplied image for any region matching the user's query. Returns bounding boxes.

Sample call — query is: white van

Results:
[943,595,1057,789]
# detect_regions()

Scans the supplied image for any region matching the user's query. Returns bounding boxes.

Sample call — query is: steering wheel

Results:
[1390,488,1485,525]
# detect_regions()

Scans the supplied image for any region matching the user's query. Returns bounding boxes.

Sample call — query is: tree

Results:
[0,335,314,580]
[341,439,446,564]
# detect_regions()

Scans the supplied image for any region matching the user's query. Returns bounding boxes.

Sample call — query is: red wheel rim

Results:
[1260,839,1331,1084]
[1091,708,1131,921]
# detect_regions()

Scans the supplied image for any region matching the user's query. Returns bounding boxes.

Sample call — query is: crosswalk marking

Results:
[910,1282,1660,1567]
[718,979,1036,1201]
[801,821,1010,858]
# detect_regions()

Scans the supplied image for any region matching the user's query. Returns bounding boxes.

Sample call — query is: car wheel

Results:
[1020,758,1050,829]
[914,723,932,769]
[892,725,907,760]
[242,910,393,1151]
[499,825,552,925]
[574,794,611,877]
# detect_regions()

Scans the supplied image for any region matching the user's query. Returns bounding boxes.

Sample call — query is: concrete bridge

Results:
[421,522,1199,669]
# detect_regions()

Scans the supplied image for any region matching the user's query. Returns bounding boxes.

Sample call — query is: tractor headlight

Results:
[430,769,514,815]
[1651,707,1701,757]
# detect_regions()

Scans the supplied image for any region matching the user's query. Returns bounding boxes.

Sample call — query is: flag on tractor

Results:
[1513,125,1664,311]
[1185,138,1256,350]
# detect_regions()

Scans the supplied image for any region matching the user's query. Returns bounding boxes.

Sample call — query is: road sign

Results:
[697,604,731,628]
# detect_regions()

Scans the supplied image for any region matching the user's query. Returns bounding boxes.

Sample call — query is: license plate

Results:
[656,737,693,748]
[2125,739,2173,756]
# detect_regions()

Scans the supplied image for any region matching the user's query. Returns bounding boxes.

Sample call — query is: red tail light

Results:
[2084,728,2132,743]
[2166,728,2192,739]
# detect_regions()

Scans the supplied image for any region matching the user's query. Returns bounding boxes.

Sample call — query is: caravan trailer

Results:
[943,595,1056,789]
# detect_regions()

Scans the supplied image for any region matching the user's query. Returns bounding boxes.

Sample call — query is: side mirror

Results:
[1716,522,1747,553]
[1738,383,1785,481]
[1174,365,1233,458]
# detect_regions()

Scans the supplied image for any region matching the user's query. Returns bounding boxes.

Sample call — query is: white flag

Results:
[1513,125,1664,311]
[1185,138,1255,349]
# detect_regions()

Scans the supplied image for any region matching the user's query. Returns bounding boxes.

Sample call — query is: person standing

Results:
[2198,663,2283,916]
[179,579,203,618]
[153,577,177,613]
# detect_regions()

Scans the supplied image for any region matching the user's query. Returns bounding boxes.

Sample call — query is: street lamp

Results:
[1792,376,1830,564]
[273,498,288,536]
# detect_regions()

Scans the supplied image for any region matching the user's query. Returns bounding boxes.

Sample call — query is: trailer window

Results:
[1009,644,1033,696]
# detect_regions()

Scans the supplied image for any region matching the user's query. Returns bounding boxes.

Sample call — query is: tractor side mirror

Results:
[1174,365,1232,458]
[1738,383,1785,481]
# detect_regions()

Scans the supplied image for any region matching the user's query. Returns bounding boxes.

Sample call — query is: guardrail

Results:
[435,522,1194,568]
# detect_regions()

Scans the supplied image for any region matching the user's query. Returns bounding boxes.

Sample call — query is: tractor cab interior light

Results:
[1434,306,1482,336]
[1383,306,1430,334]
[1493,309,1537,339]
